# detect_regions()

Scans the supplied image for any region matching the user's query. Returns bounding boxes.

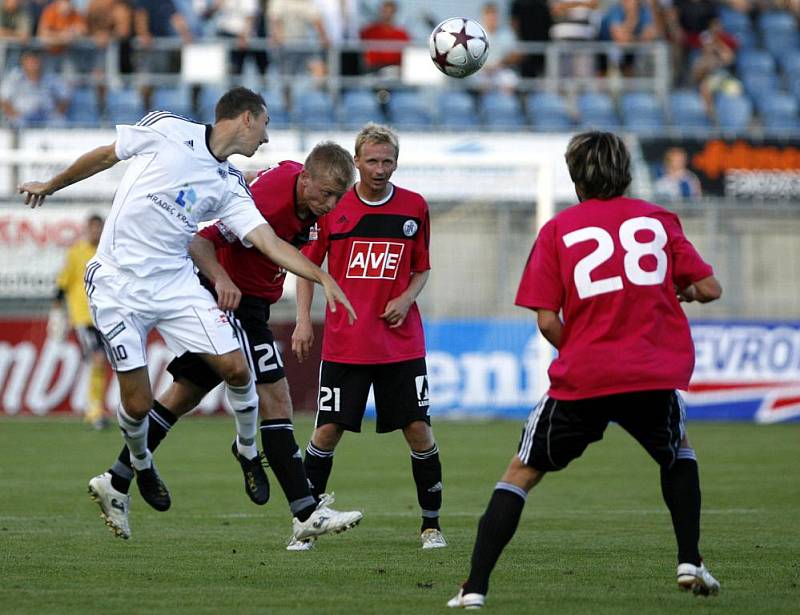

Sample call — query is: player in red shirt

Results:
[359,0,411,71]
[448,132,722,609]
[292,123,446,550]
[88,142,362,545]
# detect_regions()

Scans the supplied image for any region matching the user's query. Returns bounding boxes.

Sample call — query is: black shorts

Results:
[517,390,686,472]
[315,358,430,433]
[166,295,285,391]
[75,325,104,358]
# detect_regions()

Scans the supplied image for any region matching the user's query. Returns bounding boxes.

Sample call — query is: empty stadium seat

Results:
[757,92,800,131]
[719,7,751,32]
[151,87,193,118]
[106,88,144,124]
[526,92,573,131]
[261,91,290,128]
[779,49,800,77]
[620,92,665,133]
[387,91,433,128]
[715,93,753,131]
[736,49,776,76]
[437,90,479,129]
[758,11,798,36]
[741,71,780,101]
[66,87,99,125]
[198,85,227,123]
[482,92,525,129]
[292,90,336,127]
[340,90,384,128]
[668,90,710,128]
[577,92,619,128]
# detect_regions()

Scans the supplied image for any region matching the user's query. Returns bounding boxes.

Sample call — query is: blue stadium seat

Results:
[577,92,619,129]
[67,87,99,125]
[720,7,751,32]
[106,88,144,124]
[758,11,798,36]
[715,93,753,131]
[198,85,226,123]
[527,92,573,131]
[736,49,776,76]
[757,92,800,131]
[437,91,479,129]
[293,90,336,128]
[151,87,193,118]
[340,89,384,128]
[482,92,525,129]
[620,92,664,133]
[261,91,290,128]
[668,90,710,128]
[763,29,800,59]
[740,71,780,100]
[779,49,800,77]
[387,91,433,128]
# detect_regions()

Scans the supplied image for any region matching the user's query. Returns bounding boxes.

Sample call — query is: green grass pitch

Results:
[1,417,798,614]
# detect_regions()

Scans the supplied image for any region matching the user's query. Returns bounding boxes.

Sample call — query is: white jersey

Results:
[96,111,266,278]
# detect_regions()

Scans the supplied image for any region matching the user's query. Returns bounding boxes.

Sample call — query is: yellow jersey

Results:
[56,240,97,327]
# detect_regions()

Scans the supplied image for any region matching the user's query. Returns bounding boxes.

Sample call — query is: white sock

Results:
[118,406,151,471]
[226,380,258,460]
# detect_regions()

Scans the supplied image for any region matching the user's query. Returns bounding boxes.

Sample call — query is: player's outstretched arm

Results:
[677,275,722,304]
[245,223,356,323]
[188,235,242,311]
[18,143,119,208]
[292,277,316,363]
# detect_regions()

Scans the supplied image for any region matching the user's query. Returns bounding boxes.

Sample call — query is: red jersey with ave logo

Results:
[302,184,431,364]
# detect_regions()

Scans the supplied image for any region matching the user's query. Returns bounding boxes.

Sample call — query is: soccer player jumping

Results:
[19,87,355,518]
[448,132,722,609]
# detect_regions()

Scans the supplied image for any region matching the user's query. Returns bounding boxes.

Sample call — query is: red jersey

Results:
[515,196,713,400]
[302,184,431,364]
[199,161,314,303]
[360,23,411,68]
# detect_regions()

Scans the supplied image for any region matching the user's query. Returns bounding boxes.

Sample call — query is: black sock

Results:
[660,450,702,566]
[109,401,178,494]
[463,483,527,596]
[303,441,334,501]
[260,419,317,522]
[411,444,443,532]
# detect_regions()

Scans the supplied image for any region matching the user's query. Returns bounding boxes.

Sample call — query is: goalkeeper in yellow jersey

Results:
[49,214,110,429]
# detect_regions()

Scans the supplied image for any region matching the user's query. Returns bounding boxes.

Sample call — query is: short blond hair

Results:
[304,141,356,191]
[354,122,399,159]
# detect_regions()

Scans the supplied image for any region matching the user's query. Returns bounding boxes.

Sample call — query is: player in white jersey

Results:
[19,87,356,514]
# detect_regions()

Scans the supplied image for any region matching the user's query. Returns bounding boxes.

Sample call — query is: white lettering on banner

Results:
[26,341,80,415]
[0,342,37,415]
[693,325,800,380]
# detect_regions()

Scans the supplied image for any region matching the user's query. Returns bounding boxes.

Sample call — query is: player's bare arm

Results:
[18,143,119,208]
[536,308,563,349]
[380,270,430,329]
[188,235,242,311]
[245,223,356,323]
[677,275,722,304]
[292,277,316,363]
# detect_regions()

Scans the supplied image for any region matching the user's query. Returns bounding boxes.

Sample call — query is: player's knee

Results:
[119,391,153,419]
[403,420,434,451]
[313,423,343,449]
[216,355,251,387]
[503,455,545,491]
[258,379,293,420]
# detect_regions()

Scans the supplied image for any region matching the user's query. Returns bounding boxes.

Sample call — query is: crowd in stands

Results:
[1,0,800,134]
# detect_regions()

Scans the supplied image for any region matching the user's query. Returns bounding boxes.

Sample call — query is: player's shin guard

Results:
[411,444,443,531]
[304,441,334,501]
[117,406,151,471]
[110,401,177,494]
[226,380,259,459]
[661,448,702,566]
[463,482,527,597]
[260,420,316,521]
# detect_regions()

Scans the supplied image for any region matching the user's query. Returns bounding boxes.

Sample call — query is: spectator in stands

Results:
[469,2,521,93]
[27,0,50,36]
[1,0,32,42]
[269,0,327,108]
[549,0,599,77]
[654,146,703,201]
[359,0,410,74]
[671,0,719,49]
[0,49,69,126]
[691,18,741,117]
[133,0,193,110]
[598,0,661,76]
[86,0,135,107]
[510,0,553,78]
[195,0,269,79]
[315,0,361,76]
[37,0,87,73]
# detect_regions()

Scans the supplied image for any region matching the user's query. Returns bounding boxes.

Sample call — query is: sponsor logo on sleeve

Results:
[346,241,404,279]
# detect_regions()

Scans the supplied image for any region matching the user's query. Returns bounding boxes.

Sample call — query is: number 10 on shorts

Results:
[319,387,341,412]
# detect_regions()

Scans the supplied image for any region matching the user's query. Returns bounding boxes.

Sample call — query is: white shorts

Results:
[84,258,240,372]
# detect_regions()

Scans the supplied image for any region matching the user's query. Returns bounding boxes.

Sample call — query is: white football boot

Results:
[677,562,720,596]
[88,472,131,540]
[285,536,315,551]
[447,588,485,609]
[420,528,448,549]
[291,493,362,541]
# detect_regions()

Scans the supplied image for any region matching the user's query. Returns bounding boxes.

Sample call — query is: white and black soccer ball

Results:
[429,17,490,79]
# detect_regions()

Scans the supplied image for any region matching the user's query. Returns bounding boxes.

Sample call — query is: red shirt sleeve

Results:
[411,204,431,273]
[198,221,237,249]
[301,216,329,266]
[664,213,714,289]
[514,221,564,312]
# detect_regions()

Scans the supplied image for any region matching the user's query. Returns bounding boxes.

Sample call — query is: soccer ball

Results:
[429,18,490,78]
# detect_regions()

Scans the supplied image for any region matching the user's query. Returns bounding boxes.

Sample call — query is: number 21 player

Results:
[448,131,722,609]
